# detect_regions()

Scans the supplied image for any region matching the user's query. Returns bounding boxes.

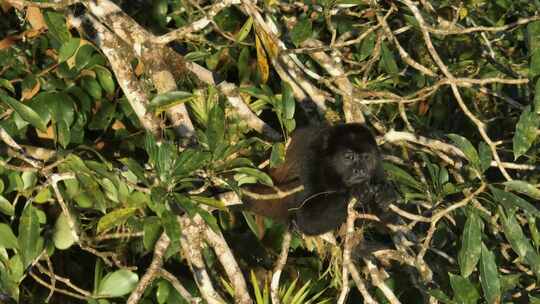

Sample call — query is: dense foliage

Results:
[1,0,540,303]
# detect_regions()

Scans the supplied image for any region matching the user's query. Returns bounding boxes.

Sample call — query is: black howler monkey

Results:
[241,123,397,235]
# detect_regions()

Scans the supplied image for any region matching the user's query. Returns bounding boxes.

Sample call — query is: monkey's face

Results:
[331,148,379,187]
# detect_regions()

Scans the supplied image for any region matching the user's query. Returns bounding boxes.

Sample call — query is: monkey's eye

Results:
[359,153,370,161]
[344,151,356,160]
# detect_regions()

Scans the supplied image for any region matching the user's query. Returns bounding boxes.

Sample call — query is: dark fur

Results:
[242,123,395,235]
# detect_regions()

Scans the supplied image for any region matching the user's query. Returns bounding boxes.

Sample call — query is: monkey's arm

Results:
[237,127,320,220]
[293,191,350,235]
[240,178,303,222]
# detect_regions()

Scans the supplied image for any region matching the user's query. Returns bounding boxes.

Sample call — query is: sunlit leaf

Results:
[504,180,540,200]
[448,134,480,169]
[255,34,269,84]
[95,66,116,95]
[53,213,76,250]
[0,91,47,132]
[235,16,253,42]
[0,223,18,249]
[58,38,80,63]
[97,269,138,297]
[233,167,273,186]
[149,91,193,113]
[490,186,540,217]
[43,11,70,43]
[97,207,137,234]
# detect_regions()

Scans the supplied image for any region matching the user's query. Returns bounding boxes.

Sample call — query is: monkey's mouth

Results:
[344,176,369,186]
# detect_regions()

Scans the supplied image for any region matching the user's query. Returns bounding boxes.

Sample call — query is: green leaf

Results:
[0,223,18,249]
[56,119,71,148]
[233,167,273,186]
[500,209,532,258]
[73,193,94,208]
[448,134,480,169]
[499,209,540,280]
[184,51,209,62]
[34,187,51,204]
[270,142,285,167]
[126,191,148,208]
[284,118,295,132]
[238,47,251,82]
[282,82,295,120]
[448,273,479,304]
[21,171,37,190]
[290,18,312,46]
[529,216,540,250]
[81,76,102,100]
[27,93,53,125]
[490,186,540,217]
[99,178,119,203]
[18,204,42,268]
[513,106,540,159]
[89,101,116,130]
[0,195,14,216]
[118,157,149,185]
[53,213,76,250]
[206,104,225,154]
[458,211,482,277]
[191,196,225,210]
[250,271,265,304]
[95,66,116,95]
[97,269,139,297]
[58,38,81,63]
[97,207,137,234]
[528,21,540,78]
[379,42,399,75]
[143,216,162,250]
[148,91,193,113]
[235,16,253,42]
[156,280,171,304]
[358,31,376,61]
[534,79,540,113]
[43,11,71,43]
[49,92,75,125]
[477,142,492,173]
[479,243,501,304]
[382,163,425,192]
[0,78,15,93]
[0,91,47,132]
[75,44,96,70]
[504,180,540,200]
[161,211,182,248]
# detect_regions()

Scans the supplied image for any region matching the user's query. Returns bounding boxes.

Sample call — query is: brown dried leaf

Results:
[26,7,46,31]
[0,37,17,50]
[21,80,40,101]
[36,126,54,140]
[255,35,269,84]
